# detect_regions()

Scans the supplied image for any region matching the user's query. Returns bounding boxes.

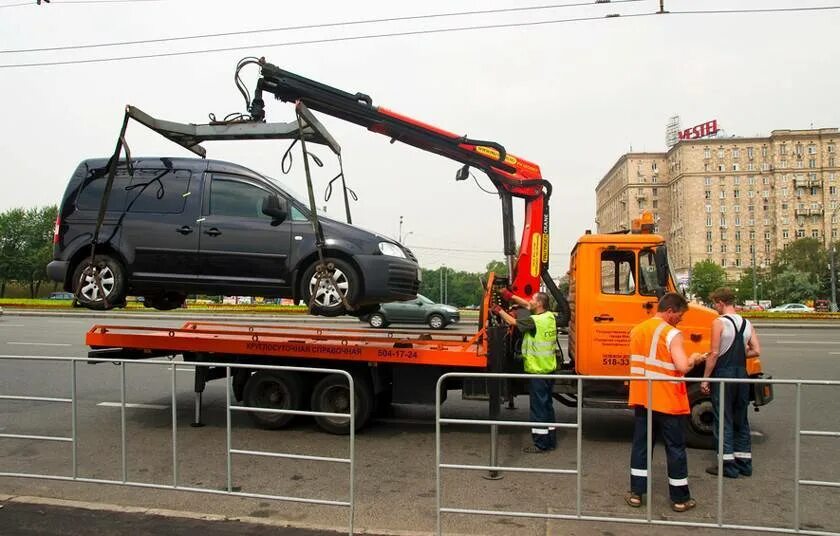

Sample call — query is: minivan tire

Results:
[301,257,360,317]
[71,254,126,310]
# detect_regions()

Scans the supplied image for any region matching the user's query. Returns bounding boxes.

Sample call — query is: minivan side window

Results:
[127,170,191,214]
[290,205,308,222]
[638,250,661,296]
[601,250,635,295]
[75,170,131,212]
[210,178,272,219]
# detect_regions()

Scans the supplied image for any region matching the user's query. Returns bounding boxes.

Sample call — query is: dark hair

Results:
[533,292,550,309]
[709,287,735,305]
[657,292,688,313]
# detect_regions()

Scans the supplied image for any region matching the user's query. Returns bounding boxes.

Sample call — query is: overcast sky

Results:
[1,0,838,275]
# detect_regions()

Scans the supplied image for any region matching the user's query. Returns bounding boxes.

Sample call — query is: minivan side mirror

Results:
[262,195,288,226]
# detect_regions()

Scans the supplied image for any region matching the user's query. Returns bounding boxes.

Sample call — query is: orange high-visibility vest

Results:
[627,317,689,415]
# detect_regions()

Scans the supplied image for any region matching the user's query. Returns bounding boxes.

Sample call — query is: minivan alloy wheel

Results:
[79,266,115,301]
[309,267,350,308]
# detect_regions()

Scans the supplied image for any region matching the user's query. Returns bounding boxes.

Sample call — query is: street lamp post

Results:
[831,206,839,312]
[752,240,758,304]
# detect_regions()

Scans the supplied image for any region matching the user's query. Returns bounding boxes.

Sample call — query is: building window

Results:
[705,204,712,213]
[782,203,788,210]
[718,164,726,172]
[782,217,789,225]
[833,228,838,239]
[734,176,740,185]
[706,231,713,241]
[809,159,816,168]
[721,258,727,268]
[707,244,713,253]
[747,163,755,171]
[830,157,836,167]
[782,188,789,197]
[749,244,755,254]
[748,176,755,185]
[735,231,741,240]
[733,148,740,158]
[718,148,725,158]
[720,216,727,227]
[796,143,803,156]
[652,200,658,209]
[720,205,727,213]
[734,189,740,198]
[750,230,756,240]
[720,191,726,199]
[765,231,771,240]
[706,216,712,227]
[783,229,789,239]
[735,216,741,226]
[808,144,817,155]
[829,144,836,154]
[765,243,771,253]
[721,230,727,240]
[652,162,658,171]
[747,147,754,159]
[780,144,787,156]
[704,147,711,159]
[705,190,712,200]
[735,258,742,267]
[735,243,742,253]
[721,244,727,253]
[796,229,805,238]
[733,163,740,171]
[780,160,788,168]
[762,146,768,157]
[652,188,658,197]
[831,186,837,195]
[734,204,741,212]
[704,176,712,186]
[763,176,770,185]
[811,187,819,196]
[812,229,820,238]
[796,160,804,169]
[748,205,755,212]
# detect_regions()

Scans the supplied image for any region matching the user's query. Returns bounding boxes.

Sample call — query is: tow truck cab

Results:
[562,215,770,447]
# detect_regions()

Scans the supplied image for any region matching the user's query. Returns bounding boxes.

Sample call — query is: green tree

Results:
[734,267,770,304]
[485,259,508,277]
[689,260,727,302]
[22,206,58,298]
[768,269,821,304]
[0,208,27,297]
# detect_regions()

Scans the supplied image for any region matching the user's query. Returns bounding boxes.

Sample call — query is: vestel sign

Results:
[678,120,719,141]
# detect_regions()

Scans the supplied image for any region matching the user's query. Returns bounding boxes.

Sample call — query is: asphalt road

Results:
[1,314,839,535]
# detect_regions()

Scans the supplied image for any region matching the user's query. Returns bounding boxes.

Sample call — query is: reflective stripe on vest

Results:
[627,317,689,415]
[521,311,557,374]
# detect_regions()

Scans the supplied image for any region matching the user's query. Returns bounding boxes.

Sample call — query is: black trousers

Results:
[529,377,556,450]
[629,406,691,502]
[712,366,752,476]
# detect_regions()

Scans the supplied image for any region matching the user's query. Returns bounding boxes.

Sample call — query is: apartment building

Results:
[595,128,839,282]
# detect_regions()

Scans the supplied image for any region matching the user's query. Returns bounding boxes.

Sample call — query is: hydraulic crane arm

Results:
[247,58,561,308]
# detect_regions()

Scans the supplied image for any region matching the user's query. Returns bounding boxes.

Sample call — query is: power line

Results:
[0,0,648,54]
[0,12,655,69]
[0,0,161,6]
[410,244,570,256]
[2,5,838,69]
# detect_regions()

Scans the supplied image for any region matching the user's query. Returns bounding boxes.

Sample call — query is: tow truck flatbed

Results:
[86,321,488,368]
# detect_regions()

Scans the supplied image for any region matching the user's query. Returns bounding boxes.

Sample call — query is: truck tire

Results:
[686,383,715,450]
[243,371,304,429]
[311,373,372,434]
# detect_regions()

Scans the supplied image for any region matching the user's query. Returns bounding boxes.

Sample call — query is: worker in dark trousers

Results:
[701,287,762,478]
[491,290,557,453]
[626,293,705,512]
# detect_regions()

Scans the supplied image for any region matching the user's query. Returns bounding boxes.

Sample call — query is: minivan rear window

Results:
[76,171,130,212]
[126,169,191,214]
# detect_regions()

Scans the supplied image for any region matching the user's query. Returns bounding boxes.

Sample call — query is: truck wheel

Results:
[243,371,304,429]
[301,257,360,317]
[311,373,372,434]
[368,313,388,328]
[428,314,445,329]
[71,254,126,310]
[686,384,715,449]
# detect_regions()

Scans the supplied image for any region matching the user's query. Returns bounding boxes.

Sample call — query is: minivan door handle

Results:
[176,226,193,235]
[593,314,614,322]
[204,228,222,237]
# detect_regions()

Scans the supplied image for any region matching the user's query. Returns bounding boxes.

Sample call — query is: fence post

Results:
[794,382,801,532]
[71,360,78,479]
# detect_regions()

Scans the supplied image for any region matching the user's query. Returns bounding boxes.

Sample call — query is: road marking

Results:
[0,324,25,327]
[7,342,72,347]
[97,402,169,410]
[773,340,838,345]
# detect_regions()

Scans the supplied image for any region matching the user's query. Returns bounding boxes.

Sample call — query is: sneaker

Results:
[705,465,738,478]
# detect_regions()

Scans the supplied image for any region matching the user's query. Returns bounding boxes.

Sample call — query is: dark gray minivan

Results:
[48,157,420,315]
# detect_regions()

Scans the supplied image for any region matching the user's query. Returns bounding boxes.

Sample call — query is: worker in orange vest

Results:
[625,293,705,513]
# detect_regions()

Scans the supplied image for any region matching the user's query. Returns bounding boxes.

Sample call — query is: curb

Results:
[0,494,435,536]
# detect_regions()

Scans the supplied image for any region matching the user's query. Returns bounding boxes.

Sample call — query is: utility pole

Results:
[398,215,403,243]
[439,266,443,303]
[444,265,448,304]
[752,243,758,304]
[831,206,839,311]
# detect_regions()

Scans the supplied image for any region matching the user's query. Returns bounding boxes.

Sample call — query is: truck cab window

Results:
[601,250,635,295]
[638,250,662,296]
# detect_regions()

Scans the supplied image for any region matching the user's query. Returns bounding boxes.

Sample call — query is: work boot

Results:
[705,464,739,478]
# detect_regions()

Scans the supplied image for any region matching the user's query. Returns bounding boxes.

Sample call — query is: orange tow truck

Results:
[83,59,771,444]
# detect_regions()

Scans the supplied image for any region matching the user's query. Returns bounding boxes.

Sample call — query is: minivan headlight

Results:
[378,242,406,258]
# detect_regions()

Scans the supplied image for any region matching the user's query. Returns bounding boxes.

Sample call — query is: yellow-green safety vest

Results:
[521,311,557,374]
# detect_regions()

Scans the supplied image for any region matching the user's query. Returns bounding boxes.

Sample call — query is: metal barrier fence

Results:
[0,355,355,536]
[435,372,840,536]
